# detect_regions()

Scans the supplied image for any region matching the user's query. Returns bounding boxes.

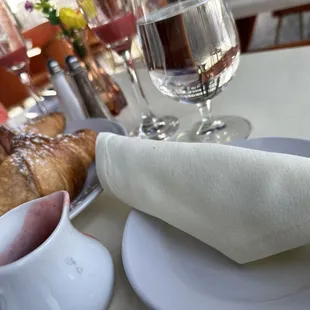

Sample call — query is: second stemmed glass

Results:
[0,0,47,115]
[77,0,179,140]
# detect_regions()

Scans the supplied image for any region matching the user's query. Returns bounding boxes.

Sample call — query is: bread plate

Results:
[65,118,127,218]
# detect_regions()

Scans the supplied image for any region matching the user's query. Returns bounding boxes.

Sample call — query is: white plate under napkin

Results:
[122,137,310,310]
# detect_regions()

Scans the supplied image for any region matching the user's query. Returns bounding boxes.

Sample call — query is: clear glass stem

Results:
[120,49,157,128]
[196,100,225,135]
[19,72,47,115]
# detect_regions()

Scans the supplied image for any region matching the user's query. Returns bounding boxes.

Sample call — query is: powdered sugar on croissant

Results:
[0,129,97,216]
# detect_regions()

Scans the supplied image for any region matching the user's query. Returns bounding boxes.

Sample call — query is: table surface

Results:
[72,46,310,309]
[227,0,310,18]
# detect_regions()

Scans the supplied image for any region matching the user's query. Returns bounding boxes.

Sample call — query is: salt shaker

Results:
[47,59,89,121]
[65,56,114,120]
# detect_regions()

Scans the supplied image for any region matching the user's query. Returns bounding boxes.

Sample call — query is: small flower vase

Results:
[81,53,127,116]
[68,30,127,116]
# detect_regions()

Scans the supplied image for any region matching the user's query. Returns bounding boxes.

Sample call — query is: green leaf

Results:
[72,39,87,58]
[68,29,75,37]
[61,28,68,36]
[42,7,50,14]
[47,9,59,24]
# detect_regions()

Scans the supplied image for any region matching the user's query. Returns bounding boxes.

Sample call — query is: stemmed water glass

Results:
[0,0,47,115]
[77,0,179,140]
[132,0,251,143]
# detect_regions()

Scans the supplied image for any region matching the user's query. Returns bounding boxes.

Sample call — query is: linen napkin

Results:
[96,133,310,264]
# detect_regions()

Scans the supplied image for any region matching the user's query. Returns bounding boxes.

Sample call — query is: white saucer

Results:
[122,138,310,310]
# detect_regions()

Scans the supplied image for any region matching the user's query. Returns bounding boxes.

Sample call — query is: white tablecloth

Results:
[227,0,310,19]
[72,46,310,309]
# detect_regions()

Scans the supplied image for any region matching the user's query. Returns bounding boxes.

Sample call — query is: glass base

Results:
[130,116,179,140]
[176,115,251,143]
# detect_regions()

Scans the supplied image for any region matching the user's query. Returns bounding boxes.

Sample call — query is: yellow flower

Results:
[59,8,87,29]
[77,0,97,19]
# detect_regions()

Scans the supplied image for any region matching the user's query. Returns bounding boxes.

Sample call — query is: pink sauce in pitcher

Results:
[0,194,64,266]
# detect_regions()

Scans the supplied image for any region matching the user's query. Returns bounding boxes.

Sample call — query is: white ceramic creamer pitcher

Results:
[0,191,114,310]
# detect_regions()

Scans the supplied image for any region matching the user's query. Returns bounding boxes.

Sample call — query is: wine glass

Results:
[132,0,251,143]
[0,0,47,115]
[77,0,179,140]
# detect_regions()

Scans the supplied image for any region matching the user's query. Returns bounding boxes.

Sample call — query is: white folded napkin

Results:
[96,133,310,264]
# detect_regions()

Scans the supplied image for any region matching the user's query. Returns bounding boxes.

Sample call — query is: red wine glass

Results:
[132,0,251,143]
[77,0,179,140]
[0,0,47,115]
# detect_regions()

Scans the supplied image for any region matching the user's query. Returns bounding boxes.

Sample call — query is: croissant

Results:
[0,126,14,164]
[0,129,97,216]
[20,112,66,136]
[0,112,66,165]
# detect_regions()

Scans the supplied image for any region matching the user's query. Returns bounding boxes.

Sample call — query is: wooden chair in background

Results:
[273,4,310,44]
[235,16,257,53]
[42,38,75,68]
[250,39,310,53]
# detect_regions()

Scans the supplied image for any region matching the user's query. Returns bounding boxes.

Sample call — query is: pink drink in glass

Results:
[0,46,28,74]
[93,12,136,53]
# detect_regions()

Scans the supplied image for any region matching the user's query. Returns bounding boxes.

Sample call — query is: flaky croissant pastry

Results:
[0,129,97,216]
[20,112,66,136]
[0,126,14,164]
[0,112,66,165]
